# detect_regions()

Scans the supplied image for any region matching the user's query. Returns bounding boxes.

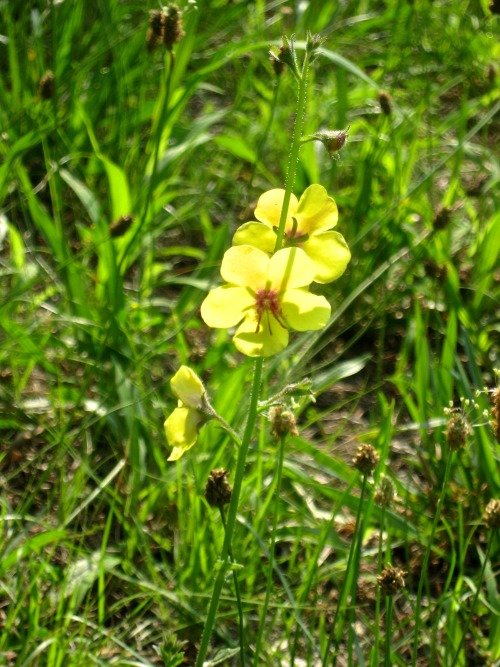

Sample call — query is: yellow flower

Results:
[233,184,350,284]
[164,366,206,461]
[200,245,331,357]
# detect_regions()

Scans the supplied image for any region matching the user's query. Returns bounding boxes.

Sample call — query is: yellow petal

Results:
[301,231,351,284]
[165,406,202,460]
[268,247,315,291]
[233,312,289,357]
[282,289,331,331]
[220,245,269,287]
[296,184,338,234]
[170,365,205,408]
[232,222,276,254]
[201,285,253,328]
[254,189,299,229]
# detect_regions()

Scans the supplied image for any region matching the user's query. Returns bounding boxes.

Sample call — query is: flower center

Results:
[283,217,309,247]
[254,288,287,334]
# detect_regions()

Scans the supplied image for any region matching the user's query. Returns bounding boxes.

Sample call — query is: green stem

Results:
[220,507,246,667]
[373,509,385,666]
[322,475,368,667]
[411,452,454,666]
[450,536,493,666]
[274,52,311,252]
[384,596,393,667]
[253,433,287,666]
[195,358,264,667]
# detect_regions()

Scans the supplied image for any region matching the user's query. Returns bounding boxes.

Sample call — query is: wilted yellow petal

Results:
[201,285,253,328]
[232,222,276,254]
[254,189,298,229]
[282,289,331,331]
[220,245,269,287]
[165,406,202,461]
[296,184,338,234]
[170,365,205,409]
[302,231,351,284]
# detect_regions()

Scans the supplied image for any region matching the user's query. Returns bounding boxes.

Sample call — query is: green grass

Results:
[1,0,499,665]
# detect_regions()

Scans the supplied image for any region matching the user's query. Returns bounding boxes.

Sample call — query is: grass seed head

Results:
[352,444,380,475]
[374,474,396,509]
[445,413,470,451]
[269,405,298,439]
[433,206,453,231]
[38,71,55,100]
[378,90,393,115]
[378,564,407,596]
[205,469,232,508]
[483,499,500,529]
[161,4,185,51]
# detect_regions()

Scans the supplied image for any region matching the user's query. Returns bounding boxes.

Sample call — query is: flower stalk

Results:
[274,41,311,252]
[195,358,264,667]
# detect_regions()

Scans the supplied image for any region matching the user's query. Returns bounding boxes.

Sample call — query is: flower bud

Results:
[306,31,323,55]
[352,444,379,476]
[378,565,406,596]
[269,35,300,80]
[205,469,232,508]
[302,128,349,159]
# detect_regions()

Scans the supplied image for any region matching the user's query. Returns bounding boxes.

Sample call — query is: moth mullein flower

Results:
[164,366,206,461]
[200,245,331,358]
[232,184,350,284]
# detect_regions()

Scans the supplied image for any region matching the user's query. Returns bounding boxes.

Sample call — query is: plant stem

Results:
[195,358,263,667]
[373,508,385,666]
[411,452,454,666]
[253,433,287,666]
[322,475,368,667]
[220,507,246,667]
[450,536,493,666]
[274,51,310,252]
[384,595,393,667]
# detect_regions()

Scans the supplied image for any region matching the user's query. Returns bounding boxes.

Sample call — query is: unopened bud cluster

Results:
[205,469,232,508]
[146,4,184,52]
[378,564,406,596]
[269,405,298,439]
[352,444,379,475]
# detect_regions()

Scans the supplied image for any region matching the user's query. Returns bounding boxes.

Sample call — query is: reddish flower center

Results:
[254,288,287,334]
